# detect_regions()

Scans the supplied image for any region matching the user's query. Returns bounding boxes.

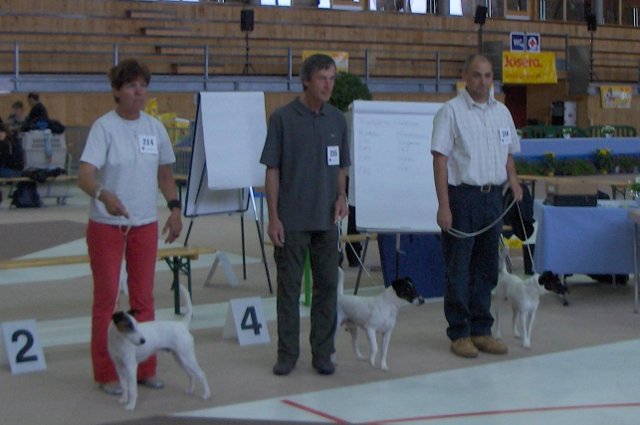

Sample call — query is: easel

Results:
[182,91,272,295]
[184,168,272,295]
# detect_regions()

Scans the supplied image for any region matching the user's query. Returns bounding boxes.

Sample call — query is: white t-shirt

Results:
[431,89,520,186]
[80,110,175,226]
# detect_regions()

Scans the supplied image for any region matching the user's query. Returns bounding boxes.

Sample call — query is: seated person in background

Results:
[7,100,26,135]
[0,123,24,178]
[22,92,49,131]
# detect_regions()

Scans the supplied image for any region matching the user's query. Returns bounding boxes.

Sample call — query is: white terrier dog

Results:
[493,247,548,349]
[333,267,424,371]
[108,285,211,411]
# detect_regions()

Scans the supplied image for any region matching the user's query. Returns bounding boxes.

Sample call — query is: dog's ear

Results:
[112,311,126,324]
[391,277,420,301]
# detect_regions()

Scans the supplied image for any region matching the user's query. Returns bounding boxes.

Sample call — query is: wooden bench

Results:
[0,175,78,205]
[0,246,217,314]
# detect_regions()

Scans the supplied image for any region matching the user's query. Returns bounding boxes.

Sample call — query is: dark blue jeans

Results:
[273,229,339,363]
[441,185,502,341]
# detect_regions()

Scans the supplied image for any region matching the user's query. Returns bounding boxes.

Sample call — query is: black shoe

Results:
[272,361,296,376]
[312,357,335,375]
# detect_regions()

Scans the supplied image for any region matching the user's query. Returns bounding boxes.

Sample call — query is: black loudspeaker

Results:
[587,13,597,32]
[474,5,487,25]
[240,9,254,32]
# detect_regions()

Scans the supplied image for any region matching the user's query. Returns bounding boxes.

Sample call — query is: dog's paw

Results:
[124,402,136,411]
[118,396,127,404]
[381,363,389,371]
[202,390,211,400]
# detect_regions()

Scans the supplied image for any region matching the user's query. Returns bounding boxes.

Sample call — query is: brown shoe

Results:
[450,337,479,358]
[471,335,508,355]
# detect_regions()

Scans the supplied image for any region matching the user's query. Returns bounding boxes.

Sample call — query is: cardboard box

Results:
[22,131,67,170]
[544,178,598,196]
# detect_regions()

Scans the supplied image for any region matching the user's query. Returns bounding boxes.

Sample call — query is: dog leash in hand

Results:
[336,220,373,280]
[447,198,517,239]
[114,214,133,312]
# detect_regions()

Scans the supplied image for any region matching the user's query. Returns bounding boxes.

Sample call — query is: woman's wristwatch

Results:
[167,199,181,211]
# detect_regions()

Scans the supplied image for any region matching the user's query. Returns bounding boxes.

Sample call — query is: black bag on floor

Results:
[11,181,42,208]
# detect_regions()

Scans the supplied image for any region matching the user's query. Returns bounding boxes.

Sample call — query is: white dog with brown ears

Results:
[493,246,549,349]
[108,285,211,411]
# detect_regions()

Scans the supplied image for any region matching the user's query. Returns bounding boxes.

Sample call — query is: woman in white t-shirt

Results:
[78,59,183,396]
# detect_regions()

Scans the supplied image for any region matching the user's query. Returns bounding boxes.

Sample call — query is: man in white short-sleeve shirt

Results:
[431,54,522,359]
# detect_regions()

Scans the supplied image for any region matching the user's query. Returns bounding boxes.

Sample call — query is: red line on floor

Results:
[367,402,640,424]
[281,399,350,424]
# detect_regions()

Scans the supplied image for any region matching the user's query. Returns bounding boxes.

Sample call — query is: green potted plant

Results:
[555,158,597,176]
[329,71,372,112]
[561,127,573,139]
[541,151,557,176]
[601,125,616,138]
[593,148,614,174]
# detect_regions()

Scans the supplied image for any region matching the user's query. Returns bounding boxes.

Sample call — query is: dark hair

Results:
[300,54,336,90]
[27,92,39,101]
[108,59,151,90]
[12,100,23,109]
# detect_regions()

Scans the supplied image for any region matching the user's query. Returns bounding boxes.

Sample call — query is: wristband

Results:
[167,199,181,211]
[94,186,103,201]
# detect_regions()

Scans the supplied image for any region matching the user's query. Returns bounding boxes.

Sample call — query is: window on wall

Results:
[621,0,640,26]
[451,0,463,14]
[544,0,564,20]
[602,0,619,24]
[506,0,527,11]
[566,0,589,22]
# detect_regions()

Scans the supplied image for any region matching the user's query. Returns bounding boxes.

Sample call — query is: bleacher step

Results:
[126,9,176,20]
[141,26,192,37]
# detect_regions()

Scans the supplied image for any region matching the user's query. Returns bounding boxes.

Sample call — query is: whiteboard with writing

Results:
[351,100,442,232]
[184,92,266,217]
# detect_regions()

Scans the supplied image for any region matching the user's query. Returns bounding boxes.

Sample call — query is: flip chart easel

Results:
[350,100,443,284]
[184,92,272,293]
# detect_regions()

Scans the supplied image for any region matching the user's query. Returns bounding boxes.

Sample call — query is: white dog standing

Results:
[493,247,548,348]
[108,285,211,411]
[333,267,424,371]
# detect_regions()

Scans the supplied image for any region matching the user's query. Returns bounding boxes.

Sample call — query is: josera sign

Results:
[502,51,557,84]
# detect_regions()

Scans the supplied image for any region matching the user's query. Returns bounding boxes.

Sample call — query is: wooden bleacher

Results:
[1,0,640,82]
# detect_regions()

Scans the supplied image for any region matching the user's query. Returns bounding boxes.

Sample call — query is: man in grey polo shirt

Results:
[260,54,350,376]
[431,54,522,359]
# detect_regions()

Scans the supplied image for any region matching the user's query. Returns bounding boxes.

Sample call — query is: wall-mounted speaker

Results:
[586,13,597,32]
[240,9,254,33]
[474,5,488,25]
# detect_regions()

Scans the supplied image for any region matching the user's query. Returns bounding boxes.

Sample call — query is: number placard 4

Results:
[2,319,47,374]
[223,297,270,346]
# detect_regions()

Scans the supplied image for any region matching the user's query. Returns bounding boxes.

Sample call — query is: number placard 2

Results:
[223,297,270,346]
[2,320,47,374]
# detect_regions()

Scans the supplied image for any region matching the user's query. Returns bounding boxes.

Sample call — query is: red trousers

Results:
[87,220,158,383]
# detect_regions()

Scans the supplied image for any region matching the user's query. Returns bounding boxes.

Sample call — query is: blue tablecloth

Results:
[533,200,636,274]
[516,137,640,159]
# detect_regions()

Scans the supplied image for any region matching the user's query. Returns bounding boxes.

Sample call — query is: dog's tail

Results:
[337,267,344,296]
[178,284,193,326]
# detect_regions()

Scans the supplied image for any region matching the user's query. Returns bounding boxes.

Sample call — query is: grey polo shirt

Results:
[260,97,350,232]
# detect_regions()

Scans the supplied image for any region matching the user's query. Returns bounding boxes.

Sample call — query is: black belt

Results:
[455,183,502,193]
